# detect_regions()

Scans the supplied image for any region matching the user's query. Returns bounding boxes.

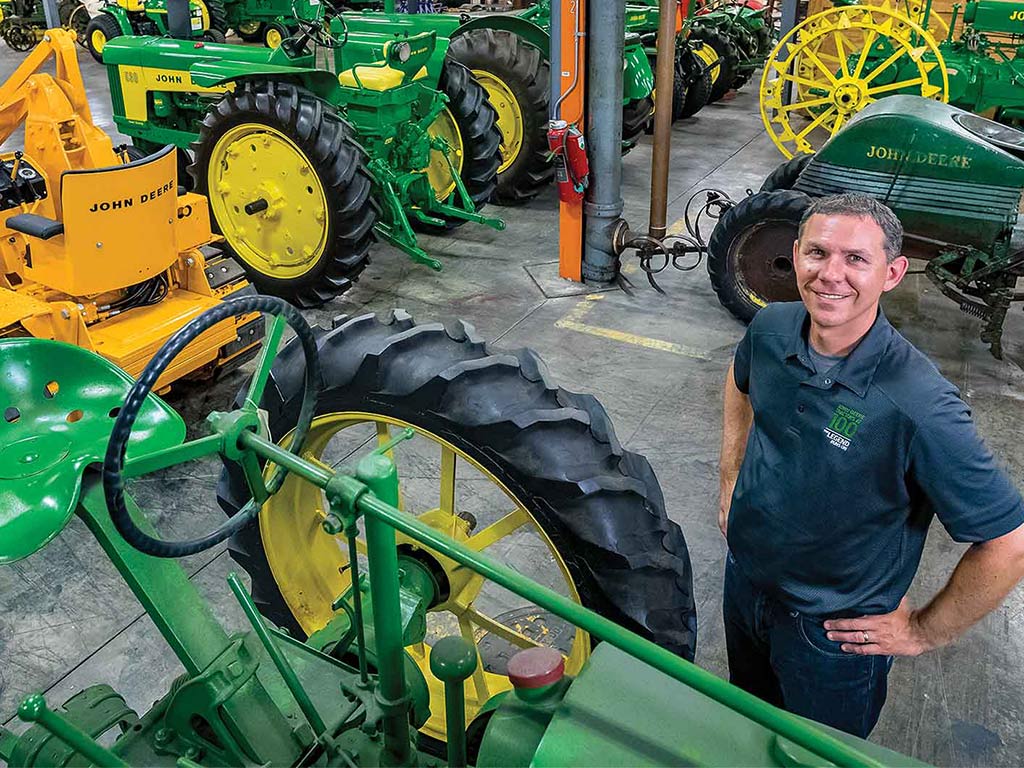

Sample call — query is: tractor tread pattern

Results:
[84,12,121,63]
[759,154,812,193]
[679,47,712,119]
[417,59,502,231]
[690,25,739,104]
[217,312,697,660]
[707,190,811,323]
[449,28,553,205]
[191,80,379,308]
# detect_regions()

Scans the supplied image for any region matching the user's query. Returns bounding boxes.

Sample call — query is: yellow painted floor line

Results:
[554,294,711,361]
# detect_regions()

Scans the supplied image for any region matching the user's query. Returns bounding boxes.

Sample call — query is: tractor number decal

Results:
[865,144,971,169]
[119,66,233,122]
[88,180,176,212]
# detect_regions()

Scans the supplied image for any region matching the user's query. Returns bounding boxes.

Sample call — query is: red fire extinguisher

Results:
[547,120,589,203]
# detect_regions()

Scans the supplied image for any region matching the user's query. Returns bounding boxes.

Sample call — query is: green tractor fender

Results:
[623,36,654,104]
[191,62,347,103]
[100,4,135,37]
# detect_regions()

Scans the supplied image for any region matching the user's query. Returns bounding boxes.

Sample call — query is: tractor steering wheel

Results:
[102,295,321,558]
[290,0,348,50]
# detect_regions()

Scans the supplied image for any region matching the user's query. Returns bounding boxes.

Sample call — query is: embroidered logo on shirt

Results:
[824,404,864,451]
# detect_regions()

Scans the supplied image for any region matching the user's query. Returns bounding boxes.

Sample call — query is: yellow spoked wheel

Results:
[206,123,329,279]
[760,4,947,158]
[218,314,697,748]
[693,40,722,86]
[424,107,464,202]
[472,69,524,175]
[259,414,588,743]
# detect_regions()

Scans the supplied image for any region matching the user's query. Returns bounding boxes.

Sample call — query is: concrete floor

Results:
[3,44,1024,768]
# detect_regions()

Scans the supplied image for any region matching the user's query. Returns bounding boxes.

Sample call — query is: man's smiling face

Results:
[793,213,908,332]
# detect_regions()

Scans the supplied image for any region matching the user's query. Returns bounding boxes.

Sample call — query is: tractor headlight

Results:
[391,41,411,63]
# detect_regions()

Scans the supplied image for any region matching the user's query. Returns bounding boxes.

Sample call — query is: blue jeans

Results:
[723,551,893,738]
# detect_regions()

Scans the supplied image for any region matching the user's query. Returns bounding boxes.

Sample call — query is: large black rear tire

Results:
[202,0,229,33]
[678,46,712,119]
[449,28,553,206]
[191,81,379,307]
[689,25,738,104]
[417,58,502,231]
[707,190,810,322]
[217,311,697,662]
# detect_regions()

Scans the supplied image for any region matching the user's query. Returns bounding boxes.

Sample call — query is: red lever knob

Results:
[507,646,565,689]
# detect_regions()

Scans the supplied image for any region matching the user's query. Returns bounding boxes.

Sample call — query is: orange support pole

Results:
[556,0,585,282]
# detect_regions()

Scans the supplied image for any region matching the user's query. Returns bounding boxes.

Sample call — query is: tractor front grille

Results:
[794,161,1019,249]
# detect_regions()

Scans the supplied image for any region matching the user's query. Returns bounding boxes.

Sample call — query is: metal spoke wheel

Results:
[760,3,947,158]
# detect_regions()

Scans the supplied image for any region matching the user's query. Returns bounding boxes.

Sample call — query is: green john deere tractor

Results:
[0,0,87,51]
[340,0,655,205]
[707,95,1024,358]
[100,4,503,308]
[0,296,928,767]
[691,0,773,100]
[84,0,228,61]
[218,0,299,46]
[625,1,716,121]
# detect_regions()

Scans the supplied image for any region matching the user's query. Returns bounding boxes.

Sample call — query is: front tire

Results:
[218,310,697,740]
[191,81,379,307]
[85,12,121,63]
[448,28,553,206]
[707,190,810,322]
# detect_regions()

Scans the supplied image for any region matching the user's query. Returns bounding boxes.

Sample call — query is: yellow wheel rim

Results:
[265,26,282,48]
[693,42,721,85]
[472,69,523,175]
[207,123,329,278]
[237,20,261,35]
[91,28,107,52]
[760,4,948,158]
[424,107,464,202]
[259,413,589,743]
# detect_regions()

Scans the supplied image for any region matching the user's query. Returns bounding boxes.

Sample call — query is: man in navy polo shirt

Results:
[719,193,1024,737]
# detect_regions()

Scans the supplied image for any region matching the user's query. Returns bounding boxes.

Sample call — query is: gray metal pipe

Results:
[582,0,626,284]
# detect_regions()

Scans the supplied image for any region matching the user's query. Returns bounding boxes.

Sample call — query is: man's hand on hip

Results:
[824,597,934,657]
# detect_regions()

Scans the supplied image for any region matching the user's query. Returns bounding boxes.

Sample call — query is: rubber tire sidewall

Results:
[217,311,698,662]
[679,46,712,119]
[759,154,812,193]
[707,190,811,323]
[85,12,121,63]
[448,28,553,206]
[191,80,379,307]
[689,26,739,104]
[413,58,502,233]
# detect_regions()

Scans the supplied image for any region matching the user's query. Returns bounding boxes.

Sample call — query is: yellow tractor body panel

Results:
[0,29,262,391]
[25,148,179,296]
[118,66,231,122]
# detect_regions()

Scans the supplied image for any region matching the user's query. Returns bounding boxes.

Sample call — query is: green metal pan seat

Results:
[0,338,184,564]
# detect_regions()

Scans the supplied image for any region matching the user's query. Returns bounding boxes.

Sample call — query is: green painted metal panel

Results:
[963,0,1024,35]
[530,644,928,767]
[623,38,654,103]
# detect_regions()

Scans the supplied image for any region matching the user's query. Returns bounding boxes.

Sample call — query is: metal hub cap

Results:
[207,124,328,278]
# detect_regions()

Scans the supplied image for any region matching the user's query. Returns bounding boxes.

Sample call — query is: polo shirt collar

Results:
[784,306,894,398]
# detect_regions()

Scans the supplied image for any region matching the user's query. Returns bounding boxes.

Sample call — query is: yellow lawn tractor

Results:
[0,28,260,392]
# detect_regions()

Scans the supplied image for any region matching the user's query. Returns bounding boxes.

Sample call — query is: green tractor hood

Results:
[794,95,1024,251]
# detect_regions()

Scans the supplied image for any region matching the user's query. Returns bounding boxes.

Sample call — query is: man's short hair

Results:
[797,193,904,262]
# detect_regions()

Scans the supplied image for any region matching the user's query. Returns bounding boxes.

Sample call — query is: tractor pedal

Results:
[205,253,247,290]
